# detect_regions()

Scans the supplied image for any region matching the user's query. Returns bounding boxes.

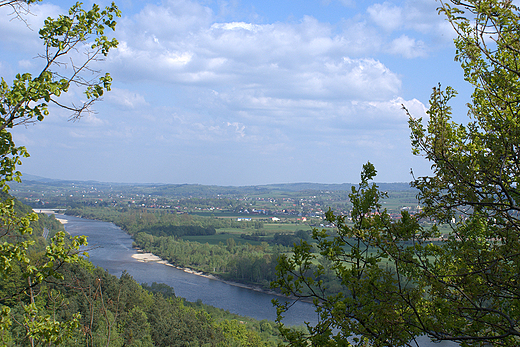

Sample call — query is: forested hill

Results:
[15,174,414,198]
[0,194,284,346]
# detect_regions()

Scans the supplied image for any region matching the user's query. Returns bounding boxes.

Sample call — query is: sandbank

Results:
[131,252,163,262]
[132,247,299,300]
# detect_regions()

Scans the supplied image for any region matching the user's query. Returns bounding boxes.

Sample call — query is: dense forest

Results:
[0,196,285,346]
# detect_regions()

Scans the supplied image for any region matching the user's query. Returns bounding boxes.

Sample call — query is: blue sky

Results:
[1,0,473,186]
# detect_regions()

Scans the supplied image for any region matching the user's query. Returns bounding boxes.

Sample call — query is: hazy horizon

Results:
[20,172,414,187]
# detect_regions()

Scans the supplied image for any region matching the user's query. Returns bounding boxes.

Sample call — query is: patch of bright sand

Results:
[55,218,68,224]
[131,253,162,262]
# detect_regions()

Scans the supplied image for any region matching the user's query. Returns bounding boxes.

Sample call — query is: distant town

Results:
[13,176,421,224]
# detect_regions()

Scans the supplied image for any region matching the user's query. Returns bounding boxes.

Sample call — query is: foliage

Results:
[134,232,280,288]
[0,195,90,346]
[405,0,520,343]
[0,259,283,346]
[0,0,120,345]
[273,163,424,346]
[274,1,520,346]
[271,230,310,247]
[66,206,265,233]
[137,224,216,237]
[218,319,272,347]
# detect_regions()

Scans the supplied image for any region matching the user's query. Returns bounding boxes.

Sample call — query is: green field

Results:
[382,190,419,211]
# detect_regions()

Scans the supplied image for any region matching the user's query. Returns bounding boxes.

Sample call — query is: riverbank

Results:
[56,213,307,303]
[34,209,69,224]
[55,217,68,224]
[131,248,303,301]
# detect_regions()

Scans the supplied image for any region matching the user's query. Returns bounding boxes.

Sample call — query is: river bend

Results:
[60,214,456,346]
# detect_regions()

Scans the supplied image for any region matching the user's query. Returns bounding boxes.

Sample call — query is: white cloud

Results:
[404,0,446,34]
[80,114,106,127]
[401,97,429,119]
[367,0,454,41]
[365,97,427,121]
[367,2,403,32]
[388,35,427,58]
[0,3,67,51]
[95,0,427,155]
[18,59,34,69]
[227,122,246,138]
[106,88,149,109]
[108,9,401,105]
[122,0,213,42]
[211,22,261,31]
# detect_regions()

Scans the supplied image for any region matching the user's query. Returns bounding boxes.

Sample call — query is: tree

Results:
[0,0,40,22]
[273,1,520,346]
[274,163,424,346]
[0,0,120,345]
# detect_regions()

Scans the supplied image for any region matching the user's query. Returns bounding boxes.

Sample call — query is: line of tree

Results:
[66,206,264,233]
[136,224,216,237]
[133,233,281,287]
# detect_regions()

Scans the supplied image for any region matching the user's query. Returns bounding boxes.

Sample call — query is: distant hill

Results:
[20,173,64,183]
[259,182,413,192]
[14,174,414,198]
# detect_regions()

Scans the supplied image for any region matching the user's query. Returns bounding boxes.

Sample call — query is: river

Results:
[59,214,315,325]
[59,214,456,346]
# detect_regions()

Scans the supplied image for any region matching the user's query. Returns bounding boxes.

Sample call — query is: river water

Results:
[60,214,315,325]
[60,214,456,346]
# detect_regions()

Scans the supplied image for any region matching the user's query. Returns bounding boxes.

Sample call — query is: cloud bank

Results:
[3,0,458,185]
